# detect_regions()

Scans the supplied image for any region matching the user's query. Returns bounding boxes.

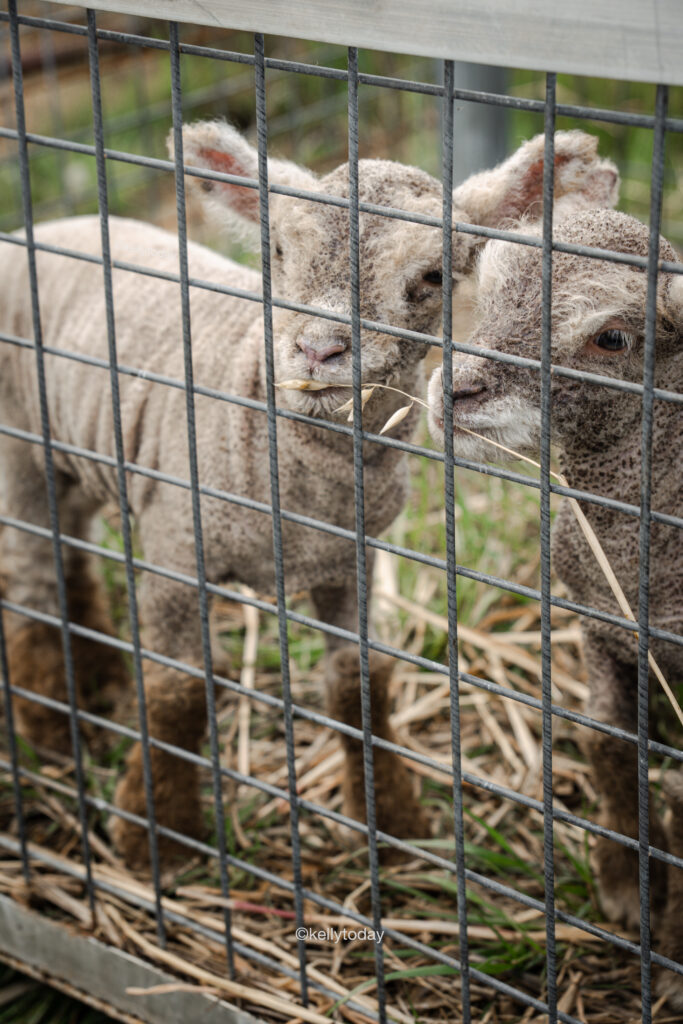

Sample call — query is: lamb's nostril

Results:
[317,343,347,363]
[298,339,347,368]
[452,384,486,402]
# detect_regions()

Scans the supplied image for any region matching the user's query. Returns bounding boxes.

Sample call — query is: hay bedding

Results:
[0,567,671,1023]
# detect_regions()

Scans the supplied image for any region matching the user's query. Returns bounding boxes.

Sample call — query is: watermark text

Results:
[296,926,384,944]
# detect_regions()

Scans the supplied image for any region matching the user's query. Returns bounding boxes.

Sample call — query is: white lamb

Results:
[0,123,617,867]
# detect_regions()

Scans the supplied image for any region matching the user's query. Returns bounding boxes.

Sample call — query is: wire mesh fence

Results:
[0,3,681,1023]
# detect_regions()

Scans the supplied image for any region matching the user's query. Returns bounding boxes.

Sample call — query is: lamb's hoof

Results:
[372,767,431,854]
[655,771,683,1008]
[341,778,430,851]
[8,622,74,753]
[593,836,640,930]
[111,742,203,871]
[656,970,683,1012]
[593,815,668,931]
[597,878,640,931]
[109,805,155,872]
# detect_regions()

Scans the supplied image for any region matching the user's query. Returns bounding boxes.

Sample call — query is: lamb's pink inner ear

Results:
[501,152,572,221]
[196,146,259,220]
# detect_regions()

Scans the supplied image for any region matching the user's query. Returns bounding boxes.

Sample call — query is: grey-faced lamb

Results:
[0,122,617,868]
[427,206,682,1006]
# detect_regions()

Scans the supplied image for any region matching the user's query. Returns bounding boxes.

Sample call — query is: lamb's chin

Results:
[453,432,517,463]
[279,386,352,418]
[427,412,541,463]
[452,422,541,463]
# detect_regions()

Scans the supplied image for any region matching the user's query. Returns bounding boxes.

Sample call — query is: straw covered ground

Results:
[1,425,680,1024]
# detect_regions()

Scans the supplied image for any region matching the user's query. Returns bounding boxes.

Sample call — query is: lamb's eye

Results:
[585,328,632,356]
[595,329,629,351]
[422,269,442,286]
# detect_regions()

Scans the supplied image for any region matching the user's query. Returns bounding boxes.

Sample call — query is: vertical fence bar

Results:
[347,45,387,1024]
[441,58,471,1022]
[8,0,96,918]
[636,82,668,1024]
[252,30,310,1003]
[168,20,236,976]
[539,72,558,1023]
[86,7,166,946]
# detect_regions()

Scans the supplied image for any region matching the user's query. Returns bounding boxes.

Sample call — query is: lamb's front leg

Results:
[111,571,208,869]
[583,635,667,929]
[311,578,429,844]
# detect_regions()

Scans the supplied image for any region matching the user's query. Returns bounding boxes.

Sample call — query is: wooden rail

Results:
[47,0,683,85]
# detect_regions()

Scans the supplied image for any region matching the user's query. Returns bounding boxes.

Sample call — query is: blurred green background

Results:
[1,3,681,247]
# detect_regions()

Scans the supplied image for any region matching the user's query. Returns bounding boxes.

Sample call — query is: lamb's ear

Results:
[452,130,620,229]
[169,119,316,226]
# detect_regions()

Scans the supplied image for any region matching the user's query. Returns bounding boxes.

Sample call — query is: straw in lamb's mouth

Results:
[275,379,351,405]
[275,379,338,392]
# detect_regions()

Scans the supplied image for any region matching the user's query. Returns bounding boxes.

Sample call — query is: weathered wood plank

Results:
[0,895,261,1024]
[45,0,683,85]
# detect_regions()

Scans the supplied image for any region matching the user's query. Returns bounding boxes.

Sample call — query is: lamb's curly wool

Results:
[0,122,617,869]
[428,208,683,1007]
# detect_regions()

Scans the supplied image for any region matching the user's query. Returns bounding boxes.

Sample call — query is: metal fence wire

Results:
[0,3,681,1023]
